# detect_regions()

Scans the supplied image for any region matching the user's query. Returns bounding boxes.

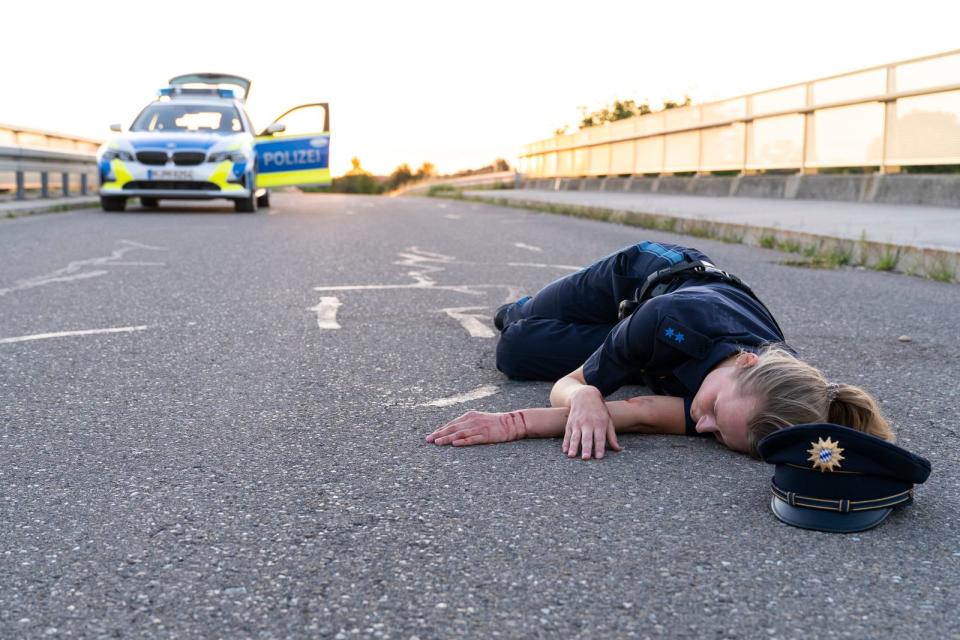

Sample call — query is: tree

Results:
[346,157,368,176]
[572,95,691,130]
[315,156,384,194]
[662,95,692,111]
[382,163,414,191]
[414,162,436,180]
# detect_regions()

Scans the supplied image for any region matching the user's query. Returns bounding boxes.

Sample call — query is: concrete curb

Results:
[453,194,959,284]
[0,196,99,219]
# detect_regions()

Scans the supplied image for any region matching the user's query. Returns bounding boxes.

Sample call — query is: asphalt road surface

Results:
[2,192,958,639]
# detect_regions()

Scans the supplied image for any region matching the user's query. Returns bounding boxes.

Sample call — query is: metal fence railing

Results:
[0,123,99,201]
[519,49,960,178]
[391,171,519,195]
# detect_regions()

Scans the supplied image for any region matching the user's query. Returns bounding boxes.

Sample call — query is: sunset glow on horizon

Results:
[3,0,958,176]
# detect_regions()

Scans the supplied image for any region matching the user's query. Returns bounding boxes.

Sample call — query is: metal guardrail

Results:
[520,48,960,178]
[0,123,99,201]
[391,171,520,195]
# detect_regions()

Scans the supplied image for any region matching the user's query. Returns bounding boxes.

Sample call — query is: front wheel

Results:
[140,197,159,208]
[234,193,258,213]
[101,196,126,212]
[256,189,270,208]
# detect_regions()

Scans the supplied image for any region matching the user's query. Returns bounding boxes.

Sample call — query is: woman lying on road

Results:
[427,240,894,459]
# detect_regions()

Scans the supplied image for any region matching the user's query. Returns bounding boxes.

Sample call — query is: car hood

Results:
[117,131,250,151]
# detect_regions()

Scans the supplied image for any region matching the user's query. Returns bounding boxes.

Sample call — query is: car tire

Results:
[256,190,270,208]
[101,196,127,212]
[234,193,258,213]
[140,197,159,208]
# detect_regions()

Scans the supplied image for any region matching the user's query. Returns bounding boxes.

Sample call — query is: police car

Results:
[97,73,330,213]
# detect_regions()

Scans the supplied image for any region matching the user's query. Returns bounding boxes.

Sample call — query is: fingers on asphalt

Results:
[581,430,594,460]
[592,428,603,458]
[568,429,581,458]
[607,425,621,451]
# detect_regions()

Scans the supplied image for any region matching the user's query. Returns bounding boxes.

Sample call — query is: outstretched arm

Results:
[426,408,567,446]
[426,395,685,450]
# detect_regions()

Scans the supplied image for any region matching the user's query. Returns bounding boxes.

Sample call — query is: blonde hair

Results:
[734,346,895,457]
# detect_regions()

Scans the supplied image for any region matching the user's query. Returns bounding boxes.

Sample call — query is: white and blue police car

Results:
[97,73,331,213]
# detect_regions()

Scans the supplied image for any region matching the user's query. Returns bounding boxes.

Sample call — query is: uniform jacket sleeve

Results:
[581,303,659,396]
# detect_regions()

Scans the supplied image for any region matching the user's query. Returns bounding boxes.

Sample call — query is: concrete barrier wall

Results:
[656,177,692,195]
[793,175,866,202]
[734,175,789,198]
[581,178,603,191]
[873,175,960,207]
[518,173,960,208]
[628,177,658,193]
[691,176,734,197]
[602,177,630,192]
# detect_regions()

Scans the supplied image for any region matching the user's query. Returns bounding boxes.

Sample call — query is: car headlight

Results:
[207,150,247,163]
[102,149,134,162]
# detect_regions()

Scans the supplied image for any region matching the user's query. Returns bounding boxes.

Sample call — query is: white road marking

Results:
[308,296,342,329]
[7,270,110,288]
[513,242,542,252]
[0,240,167,297]
[506,262,580,271]
[313,283,505,296]
[445,214,462,220]
[504,286,525,304]
[119,239,166,251]
[441,306,496,338]
[0,325,148,345]
[418,384,500,407]
[312,247,572,303]
[394,247,456,287]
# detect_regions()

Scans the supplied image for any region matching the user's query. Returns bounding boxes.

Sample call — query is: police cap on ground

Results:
[757,424,931,533]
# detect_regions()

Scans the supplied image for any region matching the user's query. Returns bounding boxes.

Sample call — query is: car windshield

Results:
[131,103,244,133]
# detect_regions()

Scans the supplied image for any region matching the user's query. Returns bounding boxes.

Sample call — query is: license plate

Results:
[149,169,194,180]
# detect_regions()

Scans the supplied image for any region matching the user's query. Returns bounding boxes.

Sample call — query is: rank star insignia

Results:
[807,437,845,472]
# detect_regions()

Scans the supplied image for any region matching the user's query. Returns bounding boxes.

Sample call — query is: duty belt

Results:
[617,260,785,341]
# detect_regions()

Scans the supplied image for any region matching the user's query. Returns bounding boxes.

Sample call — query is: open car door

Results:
[255,104,331,188]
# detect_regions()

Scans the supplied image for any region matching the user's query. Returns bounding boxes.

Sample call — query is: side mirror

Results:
[109,123,122,132]
[264,122,286,135]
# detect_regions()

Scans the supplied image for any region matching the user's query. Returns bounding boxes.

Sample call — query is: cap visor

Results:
[770,496,892,533]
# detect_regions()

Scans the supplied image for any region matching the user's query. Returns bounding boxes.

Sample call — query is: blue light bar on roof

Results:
[155,86,236,100]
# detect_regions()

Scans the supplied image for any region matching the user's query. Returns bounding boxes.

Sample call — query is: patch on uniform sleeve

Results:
[636,241,683,265]
[656,315,711,359]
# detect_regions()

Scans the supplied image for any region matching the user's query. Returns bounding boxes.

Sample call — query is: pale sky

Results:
[2,0,958,176]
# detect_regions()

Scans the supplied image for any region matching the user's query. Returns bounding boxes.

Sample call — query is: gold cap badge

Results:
[808,437,845,472]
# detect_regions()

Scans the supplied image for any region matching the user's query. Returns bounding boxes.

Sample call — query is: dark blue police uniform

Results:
[496,241,788,432]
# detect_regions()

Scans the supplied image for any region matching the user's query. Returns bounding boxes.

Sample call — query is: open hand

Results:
[427,411,528,447]
[562,387,621,460]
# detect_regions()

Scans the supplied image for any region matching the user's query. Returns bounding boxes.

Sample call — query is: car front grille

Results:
[136,151,169,165]
[123,181,220,191]
[172,151,206,166]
